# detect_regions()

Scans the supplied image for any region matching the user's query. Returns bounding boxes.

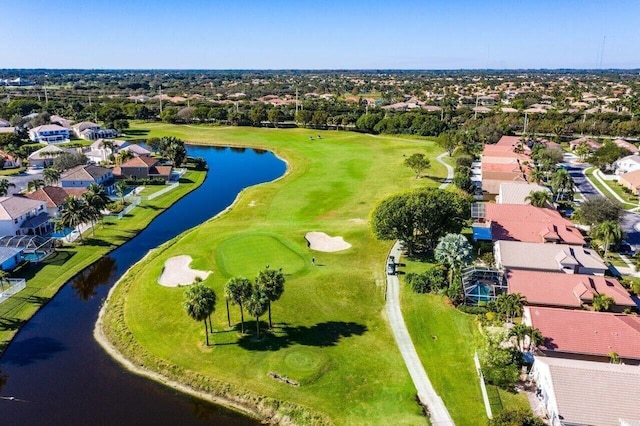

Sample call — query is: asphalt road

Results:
[5,170,44,195]
[562,153,640,250]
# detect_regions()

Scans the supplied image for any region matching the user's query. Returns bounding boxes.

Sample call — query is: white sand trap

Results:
[305,232,352,252]
[158,255,212,287]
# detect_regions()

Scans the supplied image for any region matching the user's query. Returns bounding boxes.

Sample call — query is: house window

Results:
[14,219,18,224]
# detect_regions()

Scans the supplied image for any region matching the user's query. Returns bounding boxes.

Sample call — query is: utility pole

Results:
[523,112,529,135]
[159,85,163,113]
[44,84,48,104]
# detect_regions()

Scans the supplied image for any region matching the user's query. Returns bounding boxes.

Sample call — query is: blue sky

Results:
[2,0,639,69]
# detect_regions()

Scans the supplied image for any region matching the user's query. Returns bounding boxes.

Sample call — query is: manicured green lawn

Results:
[103,123,446,424]
[584,167,637,207]
[0,170,206,353]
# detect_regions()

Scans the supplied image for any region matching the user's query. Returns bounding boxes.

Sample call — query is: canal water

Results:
[0,146,286,425]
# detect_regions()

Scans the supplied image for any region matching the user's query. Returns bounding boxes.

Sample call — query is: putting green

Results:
[281,348,331,384]
[216,233,307,277]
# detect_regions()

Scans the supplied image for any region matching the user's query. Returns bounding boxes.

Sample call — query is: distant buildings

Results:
[72,122,117,140]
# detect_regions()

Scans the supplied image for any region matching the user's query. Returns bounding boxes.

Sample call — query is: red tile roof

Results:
[24,186,71,208]
[507,270,635,309]
[495,135,524,147]
[120,155,159,168]
[525,306,640,360]
[486,204,585,245]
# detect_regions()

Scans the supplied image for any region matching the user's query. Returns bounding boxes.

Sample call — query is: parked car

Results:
[617,241,635,256]
[387,262,396,275]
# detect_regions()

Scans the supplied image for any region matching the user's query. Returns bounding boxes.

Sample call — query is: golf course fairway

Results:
[99,124,449,424]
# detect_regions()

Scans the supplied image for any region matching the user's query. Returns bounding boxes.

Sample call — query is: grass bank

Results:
[101,123,446,424]
[0,170,206,354]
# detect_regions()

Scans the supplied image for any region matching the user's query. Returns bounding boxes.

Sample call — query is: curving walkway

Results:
[386,242,455,425]
[436,152,455,189]
[384,151,455,425]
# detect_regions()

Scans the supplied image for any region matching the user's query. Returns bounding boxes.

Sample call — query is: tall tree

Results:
[434,233,473,285]
[524,190,553,208]
[492,293,525,323]
[224,277,253,333]
[245,286,269,339]
[0,178,15,196]
[573,197,622,226]
[43,167,61,185]
[592,293,615,312]
[256,268,285,329]
[508,324,543,352]
[591,220,623,257]
[403,153,431,179]
[550,168,574,201]
[370,188,471,255]
[27,179,45,193]
[435,131,458,156]
[59,196,90,243]
[183,282,211,346]
[115,181,127,204]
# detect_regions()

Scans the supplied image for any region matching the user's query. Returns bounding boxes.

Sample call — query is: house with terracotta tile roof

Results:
[524,306,640,363]
[24,186,86,218]
[569,137,601,152]
[506,269,635,311]
[494,241,607,275]
[618,169,640,195]
[113,155,173,181]
[613,138,638,154]
[480,143,532,196]
[531,357,640,426]
[474,204,585,245]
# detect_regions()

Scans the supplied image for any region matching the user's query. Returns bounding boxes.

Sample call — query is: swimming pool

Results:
[24,252,49,262]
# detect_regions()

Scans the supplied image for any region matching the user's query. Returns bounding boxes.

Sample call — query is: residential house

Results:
[0,196,51,236]
[531,357,640,426]
[84,139,151,164]
[506,269,635,311]
[24,186,86,219]
[0,118,11,127]
[496,182,551,205]
[494,241,607,275]
[523,306,640,363]
[618,169,640,195]
[113,155,173,181]
[72,122,117,140]
[481,144,531,196]
[569,137,601,151]
[473,204,585,245]
[59,164,115,193]
[28,124,70,144]
[0,126,16,135]
[50,115,72,129]
[27,145,70,168]
[613,138,639,154]
[614,154,640,174]
[0,247,24,271]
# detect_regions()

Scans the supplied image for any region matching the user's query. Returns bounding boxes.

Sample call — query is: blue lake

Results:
[0,145,286,425]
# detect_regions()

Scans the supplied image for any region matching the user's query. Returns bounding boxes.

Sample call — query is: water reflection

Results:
[71,256,117,301]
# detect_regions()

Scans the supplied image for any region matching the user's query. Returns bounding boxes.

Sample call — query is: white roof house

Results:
[531,357,640,426]
[28,124,70,144]
[497,182,551,205]
[615,154,640,175]
[27,145,71,168]
[0,196,51,236]
[494,241,607,275]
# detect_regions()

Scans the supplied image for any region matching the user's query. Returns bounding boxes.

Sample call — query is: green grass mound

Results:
[217,233,307,278]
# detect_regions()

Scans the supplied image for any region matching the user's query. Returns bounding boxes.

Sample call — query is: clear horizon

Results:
[2,0,639,69]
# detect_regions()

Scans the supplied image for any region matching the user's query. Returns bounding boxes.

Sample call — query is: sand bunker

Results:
[305,232,352,252]
[158,255,212,287]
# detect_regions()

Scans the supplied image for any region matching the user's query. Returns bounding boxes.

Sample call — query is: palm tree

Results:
[434,233,473,285]
[224,277,253,333]
[256,268,285,329]
[183,282,211,346]
[245,286,269,339]
[494,293,525,323]
[82,183,110,233]
[591,220,623,257]
[59,196,90,243]
[550,168,574,202]
[592,293,615,312]
[0,178,16,196]
[115,181,127,205]
[508,324,543,352]
[117,150,134,165]
[528,168,545,184]
[26,179,45,193]
[525,190,553,208]
[42,167,61,185]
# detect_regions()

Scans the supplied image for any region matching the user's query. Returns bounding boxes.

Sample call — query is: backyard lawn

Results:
[102,123,448,424]
[0,170,206,353]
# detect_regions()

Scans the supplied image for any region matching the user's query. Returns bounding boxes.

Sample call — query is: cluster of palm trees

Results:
[58,183,111,243]
[528,167,574,203]
[183,278,217,346]
[489,293,525,323]
[224,267,285,339]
